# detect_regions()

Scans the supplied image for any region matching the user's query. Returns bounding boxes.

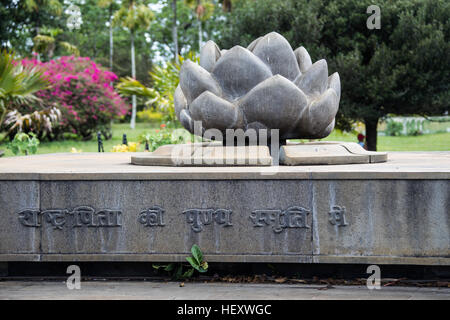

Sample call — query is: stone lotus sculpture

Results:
[175,32,341,143]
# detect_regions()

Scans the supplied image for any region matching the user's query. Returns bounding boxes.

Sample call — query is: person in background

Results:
[357,133,367,150]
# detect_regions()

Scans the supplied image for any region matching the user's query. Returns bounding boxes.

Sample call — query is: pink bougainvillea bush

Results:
[20,56,129,140]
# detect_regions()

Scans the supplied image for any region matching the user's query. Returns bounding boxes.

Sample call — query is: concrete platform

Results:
[0,281,448,300]
[0,152,449,265]
[0,151,448,180]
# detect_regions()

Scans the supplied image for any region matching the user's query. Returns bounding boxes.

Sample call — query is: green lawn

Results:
[0,122,162,157]
[323,130,450,151]
[1,123,449,157]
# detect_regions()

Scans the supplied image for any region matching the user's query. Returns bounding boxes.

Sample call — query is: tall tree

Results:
[184,0,214,50]
[23,0,63,36]
[98,0,119,72]
[217,0,449,150]
[0,1,32,54]
[32,27,79,60]
[320,0,449,150]
[149,0,199,60]
[113,0,154,129]
[171,0,179,63]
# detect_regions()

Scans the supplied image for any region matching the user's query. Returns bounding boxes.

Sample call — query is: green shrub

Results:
[385,119,403,136]
[405,119,423,136]
[139,124,184,151]
[7,132,39,155]
[137,108,164,123]
[20,56,128,141]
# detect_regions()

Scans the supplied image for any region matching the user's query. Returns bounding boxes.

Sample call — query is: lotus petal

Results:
[328,72,341,101]
[252,32,300,81]
[239,75,308,135]
[294,59,328,97]
[176,32,341,143]
[315,119,335,139]
[179,60,221,104]
[174,84,187,119]
[212,46,272,101]
[200,40,221,72]
[179,109,194,134]
[190,91,244,131]
[294,46,312,73]
[298,88,338,136]
[247,36,262,52]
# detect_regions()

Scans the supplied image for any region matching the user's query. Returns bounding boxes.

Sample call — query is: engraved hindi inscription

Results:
[250,206,311,233]
[18,204,348,232]
[18,206,122,229]
[182,208,233,232]
[329,205,348,227]
[138,206,166,227]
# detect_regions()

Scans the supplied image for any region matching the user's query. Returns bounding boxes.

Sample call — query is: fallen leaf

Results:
[289,279,307,283]
[275,277,287,284]
[318,284,334,291]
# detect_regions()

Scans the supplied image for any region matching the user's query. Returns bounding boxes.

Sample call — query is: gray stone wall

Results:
[0,179,448,265]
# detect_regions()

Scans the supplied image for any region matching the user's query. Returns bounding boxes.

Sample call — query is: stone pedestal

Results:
[0,152,448,265]
[131,141,387,166]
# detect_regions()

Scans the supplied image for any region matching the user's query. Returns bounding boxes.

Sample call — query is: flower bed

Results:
[21,56,129,140]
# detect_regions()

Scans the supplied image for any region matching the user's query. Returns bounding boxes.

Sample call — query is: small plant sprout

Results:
[152,244,208,280]
[186,244,208,273]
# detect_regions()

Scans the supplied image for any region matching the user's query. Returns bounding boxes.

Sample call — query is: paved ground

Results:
[0,281,449,300]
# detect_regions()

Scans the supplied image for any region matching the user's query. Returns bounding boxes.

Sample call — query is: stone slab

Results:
[131,144,272,166]
[280,141,388,165]
[280,144,369,165]
[312,180,449,258]
[133,141,386,166]
[0,181,40,254]
[0,152,449,180]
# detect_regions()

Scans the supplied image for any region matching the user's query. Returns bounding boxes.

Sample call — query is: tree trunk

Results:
[130,32,137,129]
[172,0,179,64]
[364,117,379,151]
[198,18,202,50]
[35,15,41,61]
[109,6,114,72]
[93,29,97,58]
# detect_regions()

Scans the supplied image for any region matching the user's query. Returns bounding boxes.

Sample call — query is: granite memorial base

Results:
[0,152,448,266]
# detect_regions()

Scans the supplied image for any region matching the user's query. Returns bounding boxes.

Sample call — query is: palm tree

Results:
[113,0,154,129]
[220,0,232,12]
[171,0,179,64]
[23,0,63,36]
[33,27,79,60]
[184,0,214,50]
[98,0,118,73]
[0,51,50,130]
